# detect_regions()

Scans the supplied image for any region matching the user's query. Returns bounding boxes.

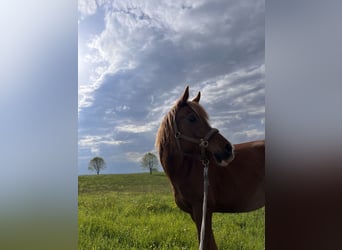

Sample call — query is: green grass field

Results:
[78,173,264,250]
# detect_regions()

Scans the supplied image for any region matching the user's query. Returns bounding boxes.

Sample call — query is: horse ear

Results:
[191,91,201,103]
[178,86,189,106]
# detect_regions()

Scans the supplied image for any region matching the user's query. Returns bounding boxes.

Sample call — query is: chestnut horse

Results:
[155,86,265,249]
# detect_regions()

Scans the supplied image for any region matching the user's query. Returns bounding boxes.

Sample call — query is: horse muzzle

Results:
[213,143,235,167]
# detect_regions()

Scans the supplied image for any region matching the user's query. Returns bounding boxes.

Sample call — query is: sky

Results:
[78,0,265,175]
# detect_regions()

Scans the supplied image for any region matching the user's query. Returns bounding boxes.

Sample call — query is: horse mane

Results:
[155,101,209,153]
[155,105,177,152]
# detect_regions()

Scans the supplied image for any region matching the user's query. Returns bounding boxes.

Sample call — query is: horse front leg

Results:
[191,206,217,250]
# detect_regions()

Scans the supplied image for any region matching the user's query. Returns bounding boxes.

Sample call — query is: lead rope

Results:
[172,112,218,250]
[199,160,209,250]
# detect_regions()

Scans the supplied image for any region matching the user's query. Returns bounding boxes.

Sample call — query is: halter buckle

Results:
[199,139,209,148]
[175,131,181,139]
[201,159,209,167]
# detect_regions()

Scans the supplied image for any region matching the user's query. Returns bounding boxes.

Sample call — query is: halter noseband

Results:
[172,109,219,165]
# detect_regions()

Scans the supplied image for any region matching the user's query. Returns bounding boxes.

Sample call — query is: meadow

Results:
[78,173,264,250]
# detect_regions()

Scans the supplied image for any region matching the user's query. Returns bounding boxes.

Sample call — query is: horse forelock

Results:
[187,101,209,122]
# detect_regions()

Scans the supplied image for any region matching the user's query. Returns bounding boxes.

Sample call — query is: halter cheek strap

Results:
[172,113,219,162]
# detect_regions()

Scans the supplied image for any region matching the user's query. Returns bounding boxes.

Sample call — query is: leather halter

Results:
[172,107,219,164]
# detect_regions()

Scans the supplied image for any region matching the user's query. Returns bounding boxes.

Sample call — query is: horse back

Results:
[212,140,265,212]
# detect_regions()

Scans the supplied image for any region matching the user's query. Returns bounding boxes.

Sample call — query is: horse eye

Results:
[188,114,197,123]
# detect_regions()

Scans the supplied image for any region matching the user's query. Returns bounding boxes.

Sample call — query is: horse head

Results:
[173,86,234,167]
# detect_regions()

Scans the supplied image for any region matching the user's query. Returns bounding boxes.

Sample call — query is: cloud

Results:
[78,135,130,147]
[115,117,162,135]
[79,0,263,111]
[116,124,153,133]
[78,0,98,20]
[125,152,144,163]
[79,134,130,157]
[78,0,265,174]
[232,129,265,143]
[116,105,130,112]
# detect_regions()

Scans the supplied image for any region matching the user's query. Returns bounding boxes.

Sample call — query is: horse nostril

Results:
[225,144,233,155]
[214,144,233,163]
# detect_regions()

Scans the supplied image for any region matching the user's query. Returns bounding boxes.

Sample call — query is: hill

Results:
[78,173,264,249]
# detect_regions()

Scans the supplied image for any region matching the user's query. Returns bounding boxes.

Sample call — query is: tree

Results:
[88,156,106,175]
[140,152,159,175]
